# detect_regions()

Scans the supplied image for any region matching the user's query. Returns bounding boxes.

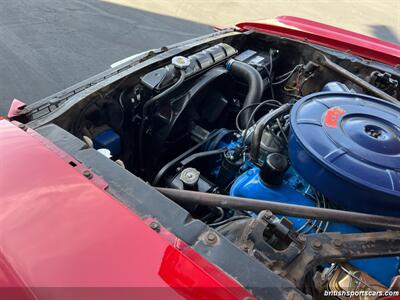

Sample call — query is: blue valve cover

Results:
[230,167,315,229]
[289,91,400,216]
[229,166,399,286]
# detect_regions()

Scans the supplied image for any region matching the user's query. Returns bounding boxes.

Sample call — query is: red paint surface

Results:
[0,120,253,300]
[324,106,345,128]
[7,99,26,119]
[235,16,400,66]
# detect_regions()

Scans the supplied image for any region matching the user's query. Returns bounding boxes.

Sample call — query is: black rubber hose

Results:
[180,148,226,166]
[226,59,264,128]
[250,103,292,163]
[142,69,186,117]
[138,70,186,171]
[156,188,400,230]
[152,130,226,186]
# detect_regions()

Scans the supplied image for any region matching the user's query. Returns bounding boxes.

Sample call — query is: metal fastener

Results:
[333,239,343,248]
[18,124,27,131]
[298,234,306,242]
[83,170,93,179]
[150,222,160,232]
[205,232,218,245]
[312,239,322,249]
[262,210,273,219]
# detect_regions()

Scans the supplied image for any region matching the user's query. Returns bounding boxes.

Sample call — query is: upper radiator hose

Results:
[226,59,264,128]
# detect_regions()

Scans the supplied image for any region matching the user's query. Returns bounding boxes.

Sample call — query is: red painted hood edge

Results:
[234,16,400,66]
[0,120,253,300]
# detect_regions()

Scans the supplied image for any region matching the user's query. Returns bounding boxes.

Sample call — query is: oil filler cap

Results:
[260,153,289,186]
[289,91,400,216]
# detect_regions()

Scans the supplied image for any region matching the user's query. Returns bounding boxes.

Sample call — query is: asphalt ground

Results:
[0,0,398,114]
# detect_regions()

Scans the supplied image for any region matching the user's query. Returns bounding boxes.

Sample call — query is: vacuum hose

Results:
[250,103,292,163]
[226,59,264,128]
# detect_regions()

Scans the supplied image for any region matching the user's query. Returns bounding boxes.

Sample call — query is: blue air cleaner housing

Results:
[289,91,400,217]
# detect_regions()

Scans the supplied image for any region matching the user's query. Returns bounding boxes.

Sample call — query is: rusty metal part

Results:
[368,70,398,97]
[326,264,387,300]
[156,188,400,230]
[209,209,400,289]
[319,55,398,103]
[216,210,304,268]
[388,275,400,292]
[282,231,400,288]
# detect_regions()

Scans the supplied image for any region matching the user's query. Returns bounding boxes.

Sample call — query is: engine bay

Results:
[25,31,400,298]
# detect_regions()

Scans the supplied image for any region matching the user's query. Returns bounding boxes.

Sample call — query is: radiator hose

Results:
[226,59,264,128]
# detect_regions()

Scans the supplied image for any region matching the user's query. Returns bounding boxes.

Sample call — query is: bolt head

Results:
[263,210,273,218]
[150,222,160,232]
[18,124,27,131]
[312,239,322,249]
[205,232,218,244]
[298,234,306,242]
[83,170,93,179]
[333,239,343,247]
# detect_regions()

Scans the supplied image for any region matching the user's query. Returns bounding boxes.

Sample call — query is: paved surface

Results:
[0,0,398,114]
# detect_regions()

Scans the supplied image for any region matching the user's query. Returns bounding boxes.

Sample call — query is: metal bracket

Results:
[223,211,400,288]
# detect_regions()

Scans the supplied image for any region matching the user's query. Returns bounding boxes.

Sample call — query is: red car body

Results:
[1,16,399,300]
[234,16,400,66]
[0,120,251,300]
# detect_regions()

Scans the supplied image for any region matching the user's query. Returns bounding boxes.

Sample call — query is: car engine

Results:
[24,33,400,298]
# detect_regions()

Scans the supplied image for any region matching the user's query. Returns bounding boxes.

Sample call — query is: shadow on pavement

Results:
[369,25,400,44]
[0,1,398,115]
[0,0,211,114]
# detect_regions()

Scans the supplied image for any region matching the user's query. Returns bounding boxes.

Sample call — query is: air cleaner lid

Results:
[290,92,400,195]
